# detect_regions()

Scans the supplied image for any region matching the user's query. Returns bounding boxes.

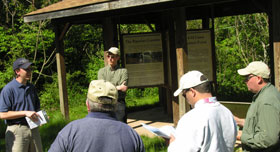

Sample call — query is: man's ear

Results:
[86,100,90,112]
[257,76,264,84]
[189,88,196,97]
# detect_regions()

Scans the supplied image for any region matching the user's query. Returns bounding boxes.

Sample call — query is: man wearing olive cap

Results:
[234,61,280,152]
[98,47,128,123]
[48,80,144,152]
[0,58,43,152]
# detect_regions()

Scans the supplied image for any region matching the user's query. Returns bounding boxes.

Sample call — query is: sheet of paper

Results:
[141,123,175,139]
[25,110,49,129]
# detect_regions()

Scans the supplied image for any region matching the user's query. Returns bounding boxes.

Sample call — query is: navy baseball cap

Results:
[13,58,32,70]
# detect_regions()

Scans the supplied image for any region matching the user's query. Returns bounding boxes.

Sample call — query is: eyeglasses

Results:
[182,89,190,98]
[244,75,256,82]
[107,55,117,59]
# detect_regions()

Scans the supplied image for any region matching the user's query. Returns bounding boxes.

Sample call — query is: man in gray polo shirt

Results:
[0,58,43,152]
[48,80,144,152]
[98,47,128,123]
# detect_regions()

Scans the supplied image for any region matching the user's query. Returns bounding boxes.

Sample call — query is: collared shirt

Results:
[0,79,40,124]
[98,65,128,100]
[48,112,145,152]
[168,97,237,152]
[241,83,280,152]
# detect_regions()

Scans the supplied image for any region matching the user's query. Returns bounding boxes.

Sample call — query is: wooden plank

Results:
[55,25,69,120]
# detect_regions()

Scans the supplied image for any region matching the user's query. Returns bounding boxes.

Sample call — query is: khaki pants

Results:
[6,125,43,152]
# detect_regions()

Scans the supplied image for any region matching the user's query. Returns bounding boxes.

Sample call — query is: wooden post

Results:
[272,0,280,90]
[164,10,178,120]
[54,23,70,120]
[102,17,118,66]
[174,7,190,123]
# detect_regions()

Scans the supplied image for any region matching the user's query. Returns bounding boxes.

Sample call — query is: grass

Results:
[0,94,242,151]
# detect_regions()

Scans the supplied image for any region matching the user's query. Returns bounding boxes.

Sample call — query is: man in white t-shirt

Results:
[168,70,237,152]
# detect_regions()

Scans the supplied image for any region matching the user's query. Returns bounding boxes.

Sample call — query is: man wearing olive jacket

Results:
[235,61,280,152]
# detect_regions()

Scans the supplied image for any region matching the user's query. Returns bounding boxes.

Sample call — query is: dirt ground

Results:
[127,106,174,137]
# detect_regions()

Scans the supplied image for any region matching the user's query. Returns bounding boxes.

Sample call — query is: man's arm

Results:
[234,116,245,127]
[116,81,128,92]
[0,111,40,122]
[117,69,128,92]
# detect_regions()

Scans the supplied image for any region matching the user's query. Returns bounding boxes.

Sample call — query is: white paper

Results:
[141,123,175,139]
[25,110,49,129]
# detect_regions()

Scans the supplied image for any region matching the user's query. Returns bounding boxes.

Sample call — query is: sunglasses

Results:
[182,89,190,98]
[107,55,117,59]
[244,75,256,82]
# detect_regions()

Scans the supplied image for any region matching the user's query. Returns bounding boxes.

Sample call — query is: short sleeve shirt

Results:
[0,79,40,124]
[98,65,128,100]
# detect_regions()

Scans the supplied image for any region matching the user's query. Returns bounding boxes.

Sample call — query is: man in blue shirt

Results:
[0,58,43,152]
[48,80,145,152]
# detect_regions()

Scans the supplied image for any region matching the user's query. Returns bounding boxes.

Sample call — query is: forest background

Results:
[0,0,269,151]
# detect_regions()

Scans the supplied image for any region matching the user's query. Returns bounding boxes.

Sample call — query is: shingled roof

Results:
[23,0,174,22]
[26,0,110,16]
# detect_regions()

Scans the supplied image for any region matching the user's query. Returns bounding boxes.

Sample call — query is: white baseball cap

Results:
[108,47,120,55]
[237,61,270,79]
[174,70,208,96]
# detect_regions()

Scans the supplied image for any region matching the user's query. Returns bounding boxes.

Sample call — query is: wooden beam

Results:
[55,24,69,120]
[272,0,280,90]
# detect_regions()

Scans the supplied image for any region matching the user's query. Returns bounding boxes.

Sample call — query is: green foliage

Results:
[120,24,155,34]
[214,13,269,101]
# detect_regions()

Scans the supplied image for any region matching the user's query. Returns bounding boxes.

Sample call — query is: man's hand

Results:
[236,130,242,140]
[164,134,175,146]
[234,116,245,127]
[116,81,128,92]
[25,111,40,122]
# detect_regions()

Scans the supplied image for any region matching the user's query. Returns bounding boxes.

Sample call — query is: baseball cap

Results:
[87,80,118,104]
[108,47,120,55]
[13,58,32,70]
[174,70,208,96]
[237,61,270,79]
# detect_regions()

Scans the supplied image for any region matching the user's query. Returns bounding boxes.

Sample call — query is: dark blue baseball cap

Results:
[13,58,32,70]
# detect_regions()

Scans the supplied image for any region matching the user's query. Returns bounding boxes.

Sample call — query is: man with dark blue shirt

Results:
[0,58,43,152]
[48,80,145,152]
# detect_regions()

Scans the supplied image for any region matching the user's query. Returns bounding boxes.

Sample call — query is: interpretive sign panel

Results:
[187,30,213,81]
[123,33,164,87]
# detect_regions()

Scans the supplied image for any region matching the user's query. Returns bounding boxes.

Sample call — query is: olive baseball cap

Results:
[237,61,270,79]
[87,80,118,104]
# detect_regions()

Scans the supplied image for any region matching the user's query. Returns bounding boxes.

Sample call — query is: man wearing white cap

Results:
[48,80,144,152]
[98,47,128,123]
[234,61,280,152]
[168,70,237,152]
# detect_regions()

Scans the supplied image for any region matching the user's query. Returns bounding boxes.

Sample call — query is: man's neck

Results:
[109,64,117,70]
[16,77,27,85]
